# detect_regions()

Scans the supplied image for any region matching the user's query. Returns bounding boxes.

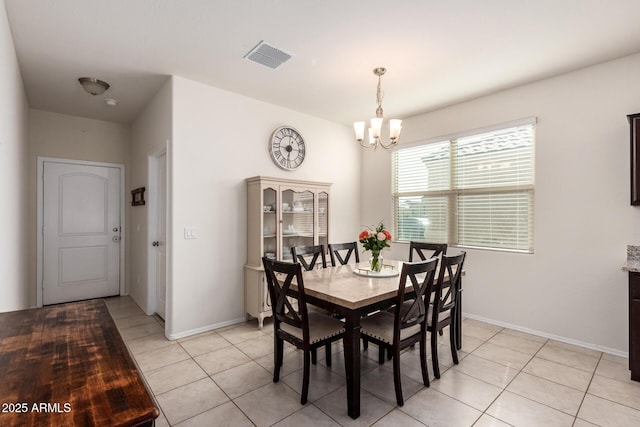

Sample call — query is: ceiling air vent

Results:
[244,41,292,69]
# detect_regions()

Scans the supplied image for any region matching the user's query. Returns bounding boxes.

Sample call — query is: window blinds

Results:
[392,122,535,252]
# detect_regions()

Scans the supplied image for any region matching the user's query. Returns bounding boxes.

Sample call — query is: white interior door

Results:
[43,162,121,305]
[154,153,167,319]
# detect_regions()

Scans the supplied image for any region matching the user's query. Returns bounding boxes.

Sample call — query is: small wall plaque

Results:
[131,187,146,206]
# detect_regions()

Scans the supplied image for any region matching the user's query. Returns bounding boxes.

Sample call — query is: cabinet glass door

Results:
[318,191,328,249]
[281,189,314,260]
[263,187,277,260]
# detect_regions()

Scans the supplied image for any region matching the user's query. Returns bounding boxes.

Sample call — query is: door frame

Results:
[147,146,167,317]
[36,156,126,307]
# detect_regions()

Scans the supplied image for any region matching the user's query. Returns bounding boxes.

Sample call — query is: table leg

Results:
[343,311,361,419]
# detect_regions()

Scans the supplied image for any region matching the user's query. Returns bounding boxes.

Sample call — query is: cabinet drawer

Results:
[631,299,640,379]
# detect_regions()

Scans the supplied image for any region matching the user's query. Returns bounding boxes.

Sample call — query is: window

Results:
[392,120,535,252]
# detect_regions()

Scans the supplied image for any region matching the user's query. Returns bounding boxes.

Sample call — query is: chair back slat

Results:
[262,258,308,334]
[409,241,447,262]
[394,258,439,337]
[291,245,327,271]
[328,242,360,266]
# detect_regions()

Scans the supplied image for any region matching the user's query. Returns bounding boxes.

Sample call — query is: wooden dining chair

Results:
[371,241,446,362]
[291,245,327,271]
[406,241,449,342]
[262,257,345,405]
[328,241,379,352]
[408,241,447,262]
[290,244,336,363]
[359,258,439,406]
[428,252,466,379]
[328,242,360,266]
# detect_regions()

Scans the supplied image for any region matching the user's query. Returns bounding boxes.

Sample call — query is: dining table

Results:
[0,300,158,427]
[294,259,462,419]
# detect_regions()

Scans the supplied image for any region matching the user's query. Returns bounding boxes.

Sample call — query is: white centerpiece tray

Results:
[353,265,399,278]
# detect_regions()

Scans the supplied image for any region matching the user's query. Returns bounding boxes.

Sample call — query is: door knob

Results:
[152,241,159,247]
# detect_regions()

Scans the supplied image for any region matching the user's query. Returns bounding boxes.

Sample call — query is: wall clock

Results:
[269,126,306,170]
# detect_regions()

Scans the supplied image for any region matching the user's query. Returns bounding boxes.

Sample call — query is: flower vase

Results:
[369,252,383,272]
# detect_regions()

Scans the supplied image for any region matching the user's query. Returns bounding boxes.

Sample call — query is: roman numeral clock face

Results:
[269,126,306,170]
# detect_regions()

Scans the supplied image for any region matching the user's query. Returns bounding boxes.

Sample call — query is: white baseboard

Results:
[167,316,247,340]
[464,312,628,359]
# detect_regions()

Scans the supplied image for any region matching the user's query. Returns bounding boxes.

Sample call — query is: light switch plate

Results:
[184,227,196,239]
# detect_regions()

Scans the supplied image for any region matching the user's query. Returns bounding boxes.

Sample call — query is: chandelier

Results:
[353,67,402,149]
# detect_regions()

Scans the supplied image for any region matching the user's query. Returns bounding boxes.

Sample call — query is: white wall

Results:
[28,110,132,305]
[168,76,360,338]
[130,79,172,315]
[0,0,29,312]
[362,53,640,355]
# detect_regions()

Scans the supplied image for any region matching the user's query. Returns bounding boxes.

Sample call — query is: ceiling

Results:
[5,0,640,125]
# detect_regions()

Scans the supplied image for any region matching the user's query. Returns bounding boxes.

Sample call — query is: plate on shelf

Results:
[353,266,399,278]
[283,230,298,235]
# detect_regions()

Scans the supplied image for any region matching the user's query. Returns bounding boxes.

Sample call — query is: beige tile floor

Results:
[104,296,640,426]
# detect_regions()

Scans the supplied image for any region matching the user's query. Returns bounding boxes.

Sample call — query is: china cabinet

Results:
[244,176,331,327]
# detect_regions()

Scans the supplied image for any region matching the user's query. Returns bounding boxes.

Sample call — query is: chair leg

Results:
[420,335,430,387]
[273,337,282,382]
[301,350,310,405]
[387,348,393,360]
[363,337,369,349]
[392,346,404,406]
[431,328,441,379]
[277,338,284,366]
[450,306,461,352]
[378,344,386,364]
[325,343,332,367]
[311,347,317,365]
[449,325,459,365]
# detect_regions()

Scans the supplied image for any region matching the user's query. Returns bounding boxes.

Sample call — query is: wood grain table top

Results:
[0,300,158,427]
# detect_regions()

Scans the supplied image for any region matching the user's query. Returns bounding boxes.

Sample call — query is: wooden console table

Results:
[0,300,158,426]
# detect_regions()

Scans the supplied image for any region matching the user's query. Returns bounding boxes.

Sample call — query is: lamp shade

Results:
[353,121,365,142]
[389,119,402,141]
[367,128,376,146]
[370,117,383,139]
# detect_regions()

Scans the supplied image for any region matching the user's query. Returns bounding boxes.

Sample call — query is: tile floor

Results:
[104,296,640,426]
